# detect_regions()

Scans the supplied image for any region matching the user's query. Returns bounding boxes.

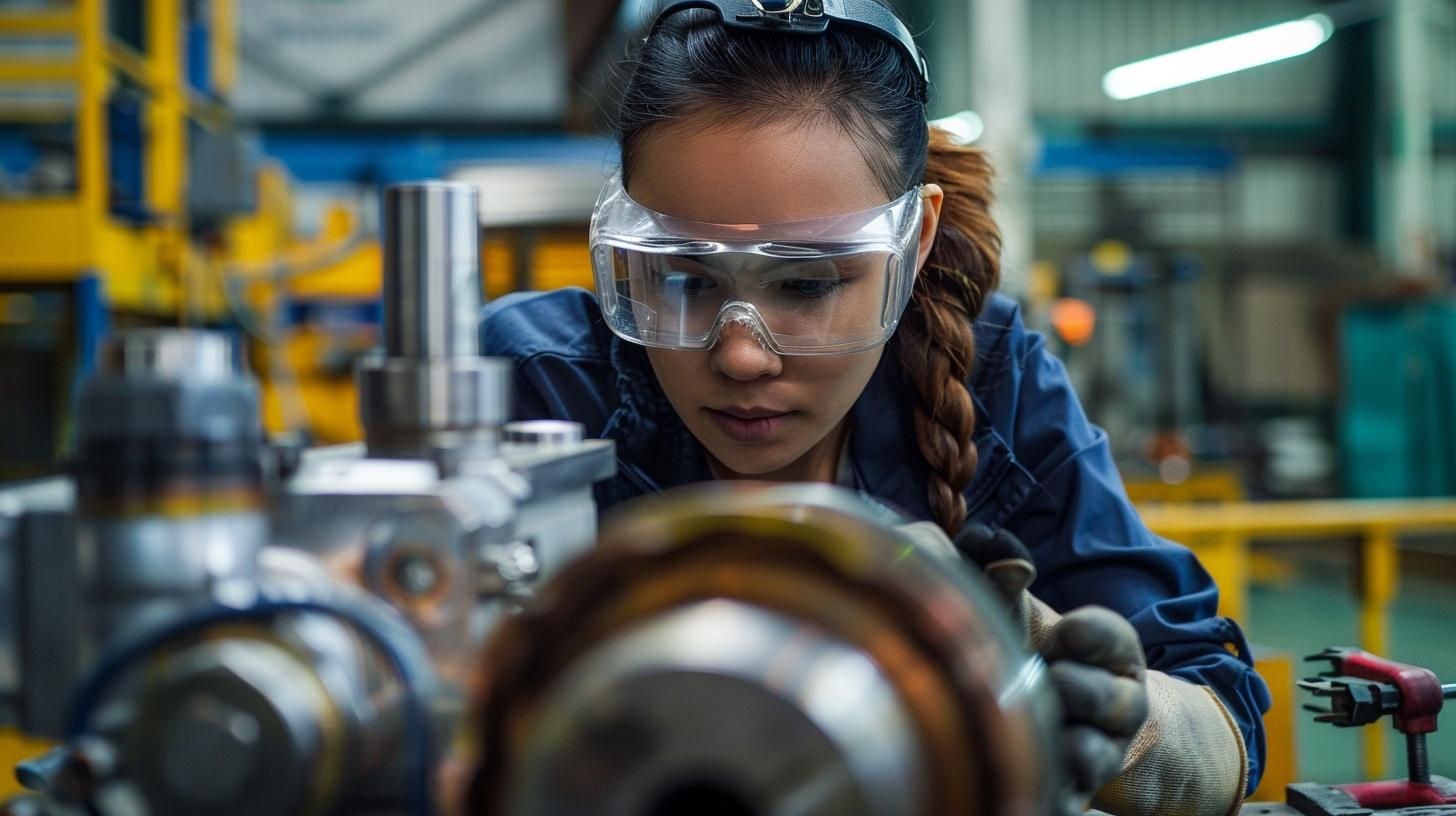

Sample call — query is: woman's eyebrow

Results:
[704,255,842,280]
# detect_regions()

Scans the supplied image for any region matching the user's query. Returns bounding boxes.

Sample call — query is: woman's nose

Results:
[709,321,783,381]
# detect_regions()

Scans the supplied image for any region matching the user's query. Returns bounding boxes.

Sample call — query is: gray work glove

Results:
[953,524,1249,816]
[1041,606,1150,806]
[953,524,1148,813]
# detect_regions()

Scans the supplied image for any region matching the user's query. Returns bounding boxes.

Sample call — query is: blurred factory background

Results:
[1,0,1454,802]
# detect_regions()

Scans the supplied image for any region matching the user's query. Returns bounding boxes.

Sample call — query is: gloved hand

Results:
[953,524,1248,816]
[1040,606,1149,807]
[954,524,1145,812]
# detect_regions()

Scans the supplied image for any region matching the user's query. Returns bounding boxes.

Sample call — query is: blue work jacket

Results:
[481,286,1272,792]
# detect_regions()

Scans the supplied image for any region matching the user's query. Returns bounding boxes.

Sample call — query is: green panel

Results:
[1340,298,1456,498]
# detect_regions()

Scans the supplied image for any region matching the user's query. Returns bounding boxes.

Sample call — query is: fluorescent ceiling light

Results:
[1103,13,1335,100]
[930,110,984,144]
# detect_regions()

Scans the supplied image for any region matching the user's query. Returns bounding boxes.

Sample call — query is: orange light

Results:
[1050,297,1096,346]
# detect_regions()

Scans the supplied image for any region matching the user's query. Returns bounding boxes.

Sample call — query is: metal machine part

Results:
[274,175,612,685]
[74,330,266,651]
[503,419,584,448]
[469,483,1062,816]
[271,429,614,662]
[0,330,436,816]
[1288,648,1456,812]
[81,548,440,816]
[1235,649,1456,816]
[357,182,512,458]
[0,479,80,736]
[1,175,618,816]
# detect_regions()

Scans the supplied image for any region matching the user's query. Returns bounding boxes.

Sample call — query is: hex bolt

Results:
[158,694,263,804]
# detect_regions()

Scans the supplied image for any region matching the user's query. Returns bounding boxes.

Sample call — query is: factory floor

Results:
[1248,542,1456,784]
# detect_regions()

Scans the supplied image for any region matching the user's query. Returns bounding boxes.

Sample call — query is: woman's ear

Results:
[914,183,944,275]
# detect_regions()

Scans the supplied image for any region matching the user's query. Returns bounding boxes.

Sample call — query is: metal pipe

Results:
[382,182,481,360]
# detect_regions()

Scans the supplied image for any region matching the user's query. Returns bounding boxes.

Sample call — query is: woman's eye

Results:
[664,271,717,295]
[778,278,846,299]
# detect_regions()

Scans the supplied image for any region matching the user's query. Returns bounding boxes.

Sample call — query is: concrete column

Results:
[1382,0,1435,276]
[971,0,1035,298]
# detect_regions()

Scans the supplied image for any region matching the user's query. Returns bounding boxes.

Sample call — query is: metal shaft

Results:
[359,181,510,458]
[1407,732,1431,785]
[383,182,481,360]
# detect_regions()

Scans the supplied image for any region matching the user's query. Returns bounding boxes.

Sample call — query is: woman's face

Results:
[629,118,942,481]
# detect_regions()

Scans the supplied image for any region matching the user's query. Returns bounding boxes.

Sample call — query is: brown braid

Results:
[892,128,1002,535]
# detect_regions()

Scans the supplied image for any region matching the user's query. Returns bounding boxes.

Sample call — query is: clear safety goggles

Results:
[590,171,924,355]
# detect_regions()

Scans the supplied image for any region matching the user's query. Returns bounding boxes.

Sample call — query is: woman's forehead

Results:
[628,118,887,224]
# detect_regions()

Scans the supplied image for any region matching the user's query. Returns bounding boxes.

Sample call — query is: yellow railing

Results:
[1139,498,1456,781]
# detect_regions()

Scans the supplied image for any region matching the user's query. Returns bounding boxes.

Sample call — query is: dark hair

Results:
[619,4,1002,536]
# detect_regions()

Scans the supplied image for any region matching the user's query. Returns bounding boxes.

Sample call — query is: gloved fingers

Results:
[952,521,995,560]
[952,524,1037,604]
[1049,661,1148,739]
[1062,724,1125,796]
[1041,605,1146,676]
[982,557,1036,601]
[952,523,1033,566]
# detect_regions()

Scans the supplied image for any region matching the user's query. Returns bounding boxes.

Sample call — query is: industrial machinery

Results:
[0,175,1067,816]
[468,483,1065,816]
[1243,648,1456,816]
[0,0,250,480]
[0,181,614,816]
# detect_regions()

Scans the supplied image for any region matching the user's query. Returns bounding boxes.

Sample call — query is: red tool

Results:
[1296,647,1456,812]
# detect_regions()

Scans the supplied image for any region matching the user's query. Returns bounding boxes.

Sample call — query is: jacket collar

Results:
[600,336,712,491]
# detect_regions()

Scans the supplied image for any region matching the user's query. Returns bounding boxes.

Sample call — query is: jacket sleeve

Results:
[989,316,1273,795]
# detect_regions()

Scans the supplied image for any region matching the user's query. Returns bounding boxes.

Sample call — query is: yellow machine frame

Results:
[1139,497,1456,785]
[0,0,236,316]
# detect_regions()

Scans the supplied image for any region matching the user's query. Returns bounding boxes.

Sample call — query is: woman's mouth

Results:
[704,407,794,444]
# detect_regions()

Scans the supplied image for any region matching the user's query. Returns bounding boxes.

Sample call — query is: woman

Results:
[481,1,1270,813]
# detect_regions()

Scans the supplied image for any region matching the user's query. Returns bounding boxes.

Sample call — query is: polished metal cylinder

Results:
[503,420,585,449]
[362,181,511,458]
[383,182,481,360]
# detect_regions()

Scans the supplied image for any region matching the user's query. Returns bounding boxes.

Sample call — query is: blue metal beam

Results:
[257,131,619,184]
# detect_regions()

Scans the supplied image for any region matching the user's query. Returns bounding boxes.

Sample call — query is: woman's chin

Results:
[704,442,802,480]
